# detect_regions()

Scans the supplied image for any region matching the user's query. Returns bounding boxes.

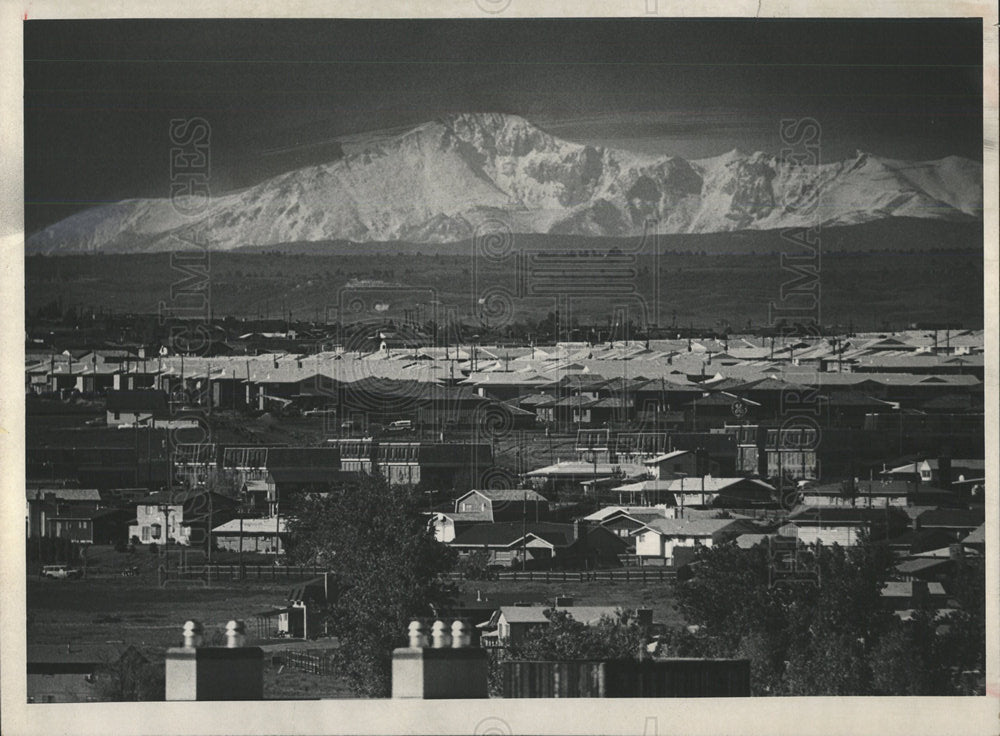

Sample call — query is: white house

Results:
[632,517,740,565]
[426,510,492,543]
[481,605,621,646]
[212,516,288,554]
[128,490,236,547]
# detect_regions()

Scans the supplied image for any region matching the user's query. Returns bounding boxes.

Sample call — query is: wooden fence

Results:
[495,568,676,583]
[502,659,751,698]
[279,650,337,676]
[164,564,325,582]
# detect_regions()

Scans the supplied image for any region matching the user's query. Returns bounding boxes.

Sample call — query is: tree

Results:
[510,608,646,662]
[489,608,647,697]
[96,650,164,701]
[285,475,457,697]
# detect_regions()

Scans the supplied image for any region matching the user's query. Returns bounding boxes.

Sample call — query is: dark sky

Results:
[24,18,983,235]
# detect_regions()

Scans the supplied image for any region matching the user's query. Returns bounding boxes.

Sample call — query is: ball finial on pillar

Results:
[407,620,426,648]
[225,620,246,648]
[430,619,451,648]
[182,620,203,649]
[451,620,470,648]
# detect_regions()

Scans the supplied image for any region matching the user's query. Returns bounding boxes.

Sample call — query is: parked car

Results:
[386,419,413,433]
[41,564,82,580]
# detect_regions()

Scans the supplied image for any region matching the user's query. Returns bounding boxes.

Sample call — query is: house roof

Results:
[917,508,984,529]
[584,505,670,522]
[644,450,690,465]
[895,557,955,576]
[26,487,102,502]
[431,510,494,523]
[450,521,603,549]
[497,605,620,626]
[881,581,946,598]
[787,507,909,525]
[525,461,646,478]
[962,523,986,545]
[636,517,738,537]
[212,517,289,535]
[459,488,549,504]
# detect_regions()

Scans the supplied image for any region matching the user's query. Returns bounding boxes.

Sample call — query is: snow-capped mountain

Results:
[26,112,983,254]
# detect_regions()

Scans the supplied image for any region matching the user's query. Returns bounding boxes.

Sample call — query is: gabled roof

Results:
[212,517,289,535]
[497,605,620,626]
[458,488,549,504]
[26,487,102,502]
[917,508,984,529]
[583,505,670,522]
[644,450,690,465]
[429,510,494,523]
[962,523,986,545]
[635,517,738,537]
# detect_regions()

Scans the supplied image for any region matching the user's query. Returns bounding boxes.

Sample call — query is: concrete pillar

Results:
[392,619,488,699]
[165,620,263,701]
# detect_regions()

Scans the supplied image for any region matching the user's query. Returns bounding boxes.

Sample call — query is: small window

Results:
[114,412,120,420]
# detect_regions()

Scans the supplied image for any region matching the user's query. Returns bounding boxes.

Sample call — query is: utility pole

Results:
[521,490,527,572]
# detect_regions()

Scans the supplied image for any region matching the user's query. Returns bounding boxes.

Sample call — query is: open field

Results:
[26,571,681,699]
[26,576,356,699]
[26,222,984,329]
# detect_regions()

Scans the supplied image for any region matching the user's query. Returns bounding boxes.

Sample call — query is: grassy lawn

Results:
[26,576,358,700]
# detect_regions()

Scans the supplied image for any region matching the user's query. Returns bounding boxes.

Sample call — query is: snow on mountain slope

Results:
[26,112,984,254]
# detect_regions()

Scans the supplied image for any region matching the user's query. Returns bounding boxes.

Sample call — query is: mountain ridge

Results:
[26,112,984,254]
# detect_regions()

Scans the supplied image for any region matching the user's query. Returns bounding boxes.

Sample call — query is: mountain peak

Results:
[24,114,984,254]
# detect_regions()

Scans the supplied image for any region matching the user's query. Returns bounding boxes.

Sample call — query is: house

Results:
[212,516,288,554]
[105,389,169,427]
[880,580,948,611]
[780,507,909,546]
[632,517,743,566]
[27,644,147,703]
[449,520,627,570]
[882,458,985,487]
[25,487,104,539]
[583,505,674,540]
[643,450,706,479]
[961,523,985,551]
[480,605,622,647]
[453,488,549,521]
[128,490,236,547]
[43,507,132,545]
[516,393,557,423]
[427,511,494,543]
[914,507,985,541]
[610,477,776,509]
[325,438,377,472]
[797,479,925,509]
[375,441,493,489]
[524,460,646,497]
